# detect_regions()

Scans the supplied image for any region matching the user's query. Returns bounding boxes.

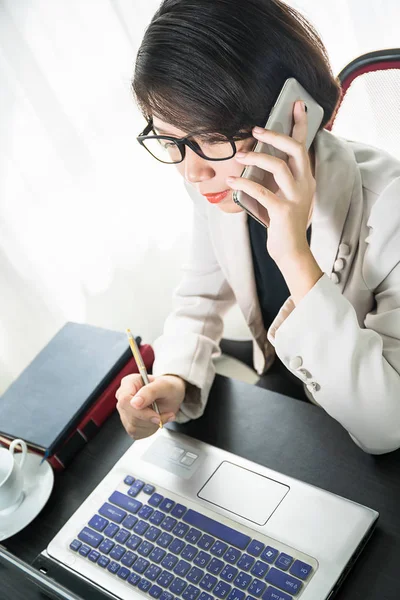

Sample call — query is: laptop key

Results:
[78,527,104,548]
[99,503,126,524]
[151,511,166,526]
[138,578,152,592]
[199,593,213,600]
[237,554,255,572]
[220,565,238,583]
[160,498,176,513]
[171,503,187,519]
[169,538,185,555]
[133,557,150,574]
[138,541,155,557]
[169,577,187,595]
[182,584,201,600]
[234,572,252,589]
[262,587,292,600]
[247,541,265,558]
[149,547,167,563]
[187,566,204,584]
[114,528,130,544]
[127,572,141,586]
[183,510,251,551]
[265,568,302,595]
[157,570,175,588]
[185,528,202,544]
[206,558,224,575]
[161,553,179,570]
[193,551,211,568]
[109,491,142,514]
[210,541,228,558]
[126,534,142,551]
[227,589,245,600]
[289,560,312,581]
[181,544,198,561]
[160,593,174,600]
[88,515,108,532]
[99,539,114,554]
[247,579,266,597]
[162,517,178,532]
[88,550,100,563]
[173,559,191,577]
[173,523,189,538]
[134,520,150,535]
[213,581,232,599]
[251,561,269,579]
[149,493,164,507]
[69,540,81,552]
[110,545,126,561]
[198,535,215,551]
[107,561,120,574]
[139,505,154,519]
[150,584,163,598]
[225,548,241,564]
[143,484,155,495]
[121,551,137,567]
[146,526,162,542]
[275,554,293,572]
[117,567,131,580]
[122,515,138,530]
[146,565,163,581]
[124,475,135,486]
[199,573,217,591]
[158,532,173,548]
[97,555,110,568]
[260,547,279,565]
[104,523,120,537]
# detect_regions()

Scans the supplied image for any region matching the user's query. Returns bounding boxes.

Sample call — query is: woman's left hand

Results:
[226,100,316,268]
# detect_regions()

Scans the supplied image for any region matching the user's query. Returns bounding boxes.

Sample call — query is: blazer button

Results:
[338,243,350,256]
[289,356,303,370]
[297,368,311,382]
[334,258,345,272]
[330,272,340,284]
[307,381,321,393]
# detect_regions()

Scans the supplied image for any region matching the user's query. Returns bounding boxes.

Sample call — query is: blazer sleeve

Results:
[151,182,236,423]
[267,177,400,455]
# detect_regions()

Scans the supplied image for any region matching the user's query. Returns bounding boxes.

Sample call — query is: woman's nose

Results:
[184,147,215,184]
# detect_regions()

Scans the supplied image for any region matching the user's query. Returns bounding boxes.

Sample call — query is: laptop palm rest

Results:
[198,461,289,526]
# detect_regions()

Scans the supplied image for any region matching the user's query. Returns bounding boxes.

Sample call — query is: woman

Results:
[116,0,400,454]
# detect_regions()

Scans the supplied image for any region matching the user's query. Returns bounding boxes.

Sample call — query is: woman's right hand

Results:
[115,374,186,440]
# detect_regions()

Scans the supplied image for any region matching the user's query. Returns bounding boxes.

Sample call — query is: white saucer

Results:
[0,452,54,541]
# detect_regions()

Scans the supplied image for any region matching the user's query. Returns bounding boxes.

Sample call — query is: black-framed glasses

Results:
[137,118,252,164]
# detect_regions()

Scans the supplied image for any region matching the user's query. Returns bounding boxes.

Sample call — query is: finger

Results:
[129,378,174,410]
[226,175,280,213]
[116,374,155,402]
[234,152,296,199]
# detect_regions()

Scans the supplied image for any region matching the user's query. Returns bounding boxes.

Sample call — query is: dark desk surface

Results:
[2,375,400,600]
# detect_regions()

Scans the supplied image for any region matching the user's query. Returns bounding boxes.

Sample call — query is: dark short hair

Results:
[132,0,341,140]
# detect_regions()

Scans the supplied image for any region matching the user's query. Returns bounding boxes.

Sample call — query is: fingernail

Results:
[131,396,144,408]
[226,176,236,184]
[253,126,264,134]
[151,417,160,425]
[235,152,246,158]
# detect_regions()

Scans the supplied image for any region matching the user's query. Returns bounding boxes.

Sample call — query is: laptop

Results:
[42,428,378,600]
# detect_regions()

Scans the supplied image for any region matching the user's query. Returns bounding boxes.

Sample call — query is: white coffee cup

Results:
[0,439,28,514]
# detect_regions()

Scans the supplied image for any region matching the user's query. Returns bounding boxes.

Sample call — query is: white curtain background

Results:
[0,0,399,394]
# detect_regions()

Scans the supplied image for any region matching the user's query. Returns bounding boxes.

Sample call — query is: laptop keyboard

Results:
[69,475,315,600]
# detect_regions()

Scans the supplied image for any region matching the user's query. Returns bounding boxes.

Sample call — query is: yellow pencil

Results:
[126,329,162,428]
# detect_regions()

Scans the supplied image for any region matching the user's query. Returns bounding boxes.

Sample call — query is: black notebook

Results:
[0,322,132,457]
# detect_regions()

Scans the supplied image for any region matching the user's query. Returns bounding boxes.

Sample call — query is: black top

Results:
[247,215,312,332]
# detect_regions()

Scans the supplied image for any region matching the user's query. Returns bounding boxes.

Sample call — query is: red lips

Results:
[203,189,230,204]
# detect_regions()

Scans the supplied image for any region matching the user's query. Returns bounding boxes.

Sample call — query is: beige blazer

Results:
[152,128,400,455]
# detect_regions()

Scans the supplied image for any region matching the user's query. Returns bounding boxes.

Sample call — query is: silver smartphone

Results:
[233,78,324,228]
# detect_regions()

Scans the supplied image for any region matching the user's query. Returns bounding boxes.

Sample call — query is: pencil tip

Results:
[126,328,131,334]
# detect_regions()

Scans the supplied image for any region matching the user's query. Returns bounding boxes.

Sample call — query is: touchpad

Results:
[198,461,289,526]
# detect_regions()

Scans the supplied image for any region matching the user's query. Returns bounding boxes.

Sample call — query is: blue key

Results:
[247,579,266,597]
[109,491,142,514]
[146,564,162,581]
[171,503,187,518]
[214,581,232,599]
[97,555,110,568]
[124,475,135,486]
[150,547,166,563]
[247,541,265,558]
[117,567,131,580]
[138,578,152,592]
[126,534,142,551]
[170,577,187,595]
[115,529,130,544]
[159,498,176,513]
[104,523,119,537]
[185,528,202,544]
[225,547,242,564]
[182,584,201,600]
[134,520,150,535]
[99,539,114,554]
[289,559,312,581]
[234,572,252,589]
[150,511,166,525]
[161,553,179,570]
[158,532,173,548]
[129,480,145,496]
[181,544,198,561]
[107,561,120,574]
[194,551,211,568]
[206,558,224,575]
[78,527,104,548]
[127,573,141,586]
[149,493,164,507]
[211,541,228,557]
[158,570,175,588]
[110,545,125,561]
[88,550,100,563]
[173,523,189,538]
[251,561,269,578]
[99,502,126,523]
[69,540,81,552]
[139,505,154,519]
[132,557,150,574]
[227,589,245,600]
[146,526,162,542]
[138,541,154,557]
[199,593,214,600]
[265,567,302,594]
[121,551,137,567]
[161,517,178,532]
[150,584,163,598]
[220,565,238,583]
[88,515,108,532]
[237,555,255,572]
[198,535,215,550]
[260,547,279,564]
[262,586,292,600]
[183,510,251,550]
[169,538,185,554]
[143,484,155,495]
[173,559,191,577]
[187,566,204,584]
[122,515,138,530]
[160,593,174,600]
[199,574,218,591]
[275,554,293,571]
